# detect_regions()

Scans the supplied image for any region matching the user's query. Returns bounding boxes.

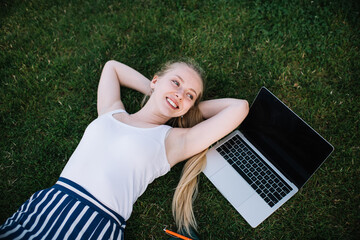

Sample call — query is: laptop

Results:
[203,87,334,228]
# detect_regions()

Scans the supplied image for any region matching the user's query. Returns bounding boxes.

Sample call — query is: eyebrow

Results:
[175,75,198,97]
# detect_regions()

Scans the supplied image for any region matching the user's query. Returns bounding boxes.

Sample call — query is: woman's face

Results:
[150,63,203,118]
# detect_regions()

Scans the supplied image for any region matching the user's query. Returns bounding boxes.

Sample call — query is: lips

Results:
[166,97,179,109]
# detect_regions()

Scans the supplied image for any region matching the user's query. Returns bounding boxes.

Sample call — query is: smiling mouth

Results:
[166,97,179,109]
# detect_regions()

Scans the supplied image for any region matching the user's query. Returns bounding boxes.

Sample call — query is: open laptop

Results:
[203,87,334,228]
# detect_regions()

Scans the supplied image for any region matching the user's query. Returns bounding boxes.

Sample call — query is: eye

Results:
[187,93,194,100]
[172,80,180,87]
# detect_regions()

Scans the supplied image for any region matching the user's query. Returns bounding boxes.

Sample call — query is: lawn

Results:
[1,0,359,239]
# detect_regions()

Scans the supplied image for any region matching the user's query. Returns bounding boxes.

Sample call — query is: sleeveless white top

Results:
[60,109,172,220]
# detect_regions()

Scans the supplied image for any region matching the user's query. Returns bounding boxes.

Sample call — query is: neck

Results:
[131,102,170,126]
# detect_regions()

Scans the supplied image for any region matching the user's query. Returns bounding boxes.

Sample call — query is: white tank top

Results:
[60,109,172,220]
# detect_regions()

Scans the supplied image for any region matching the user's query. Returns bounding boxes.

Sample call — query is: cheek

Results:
[184,101,195,112]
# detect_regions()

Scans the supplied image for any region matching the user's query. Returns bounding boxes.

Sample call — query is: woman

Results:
[0,59,249,239]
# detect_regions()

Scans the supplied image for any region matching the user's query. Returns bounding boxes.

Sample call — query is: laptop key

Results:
[280,191,287,197]
[232,165,252,185]
[222,146,230,153]
[283,186,291,194]
[268,193,278,203]
[274,192,282,201]
[227,158,234,165]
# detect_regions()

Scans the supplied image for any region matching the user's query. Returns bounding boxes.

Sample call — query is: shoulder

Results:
[98,107,127,118]
[98,103,126,116]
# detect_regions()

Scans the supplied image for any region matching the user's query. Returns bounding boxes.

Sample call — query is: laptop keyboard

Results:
[216,134,293,207]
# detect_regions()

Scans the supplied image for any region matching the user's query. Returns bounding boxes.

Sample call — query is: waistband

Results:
[54,177,126,229]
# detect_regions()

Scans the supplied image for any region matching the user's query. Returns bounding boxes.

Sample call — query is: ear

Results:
[150,75,158,89]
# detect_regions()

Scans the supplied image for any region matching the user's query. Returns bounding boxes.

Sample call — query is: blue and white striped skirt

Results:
[0,177,126,240]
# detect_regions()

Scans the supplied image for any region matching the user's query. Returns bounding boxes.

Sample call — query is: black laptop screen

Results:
[239,87,334,188]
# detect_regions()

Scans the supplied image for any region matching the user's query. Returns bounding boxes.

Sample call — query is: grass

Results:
[1,0,359,239]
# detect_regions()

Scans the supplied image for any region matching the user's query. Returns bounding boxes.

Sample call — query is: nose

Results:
[175,89,184,100]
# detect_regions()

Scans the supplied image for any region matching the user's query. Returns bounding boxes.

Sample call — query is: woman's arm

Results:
[97,60,151,116]
[167,98,249,167]
[198,98,248,119]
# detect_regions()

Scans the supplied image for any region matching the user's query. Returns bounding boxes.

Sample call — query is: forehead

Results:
[164,63,203,92]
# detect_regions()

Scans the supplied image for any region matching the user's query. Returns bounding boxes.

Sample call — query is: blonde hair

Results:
[159,59,207,235]
[143,59,207,235]
[169,106,208,235]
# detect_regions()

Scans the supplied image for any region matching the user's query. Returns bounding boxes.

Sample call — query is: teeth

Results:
[167,98,178,108]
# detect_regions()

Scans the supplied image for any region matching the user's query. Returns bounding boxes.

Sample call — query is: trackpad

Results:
[209,165,254,207]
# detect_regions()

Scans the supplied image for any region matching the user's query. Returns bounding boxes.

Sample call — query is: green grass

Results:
[1,0,359,239]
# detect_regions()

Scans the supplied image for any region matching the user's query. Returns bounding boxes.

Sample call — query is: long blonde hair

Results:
[169,106,208,235]
[143,59,207,235]
[154,59,208,235]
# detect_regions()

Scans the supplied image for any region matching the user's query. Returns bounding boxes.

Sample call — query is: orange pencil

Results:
[163,228,193,240]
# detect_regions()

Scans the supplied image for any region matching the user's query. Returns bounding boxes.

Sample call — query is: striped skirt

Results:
[0,177,126,240]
